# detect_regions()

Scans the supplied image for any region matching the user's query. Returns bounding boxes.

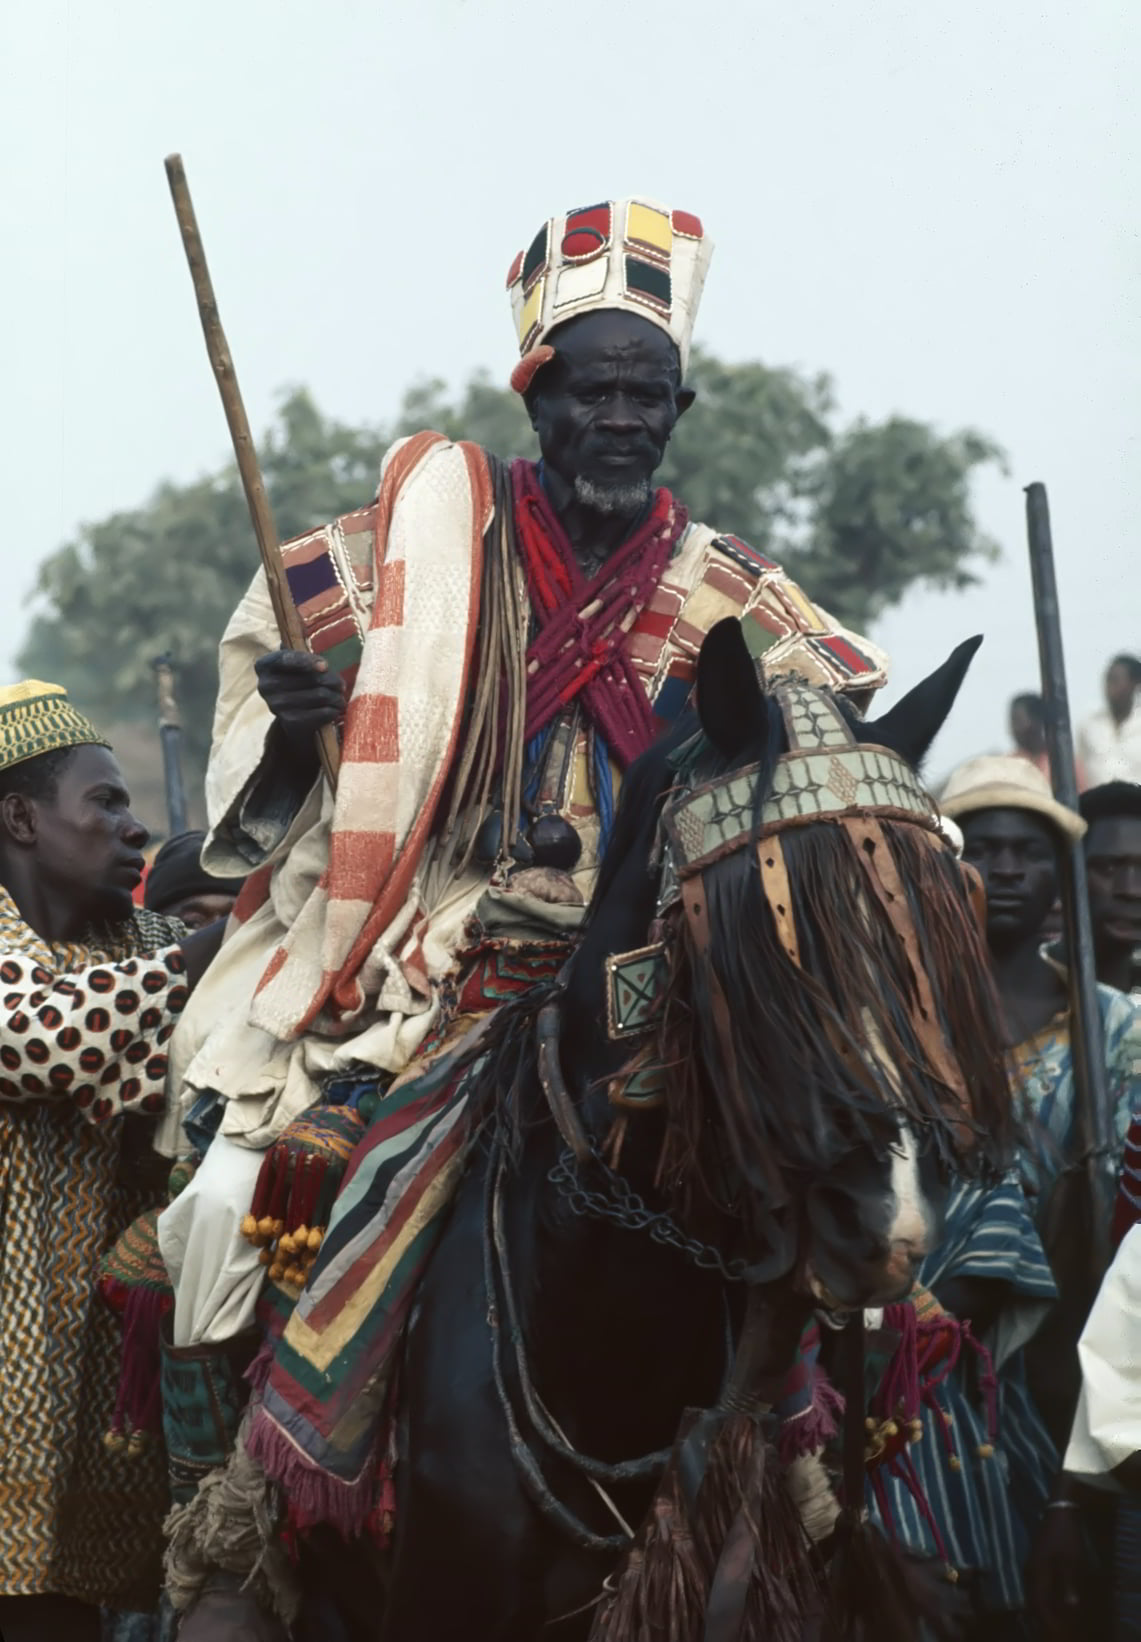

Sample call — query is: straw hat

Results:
[940,754,1086,842]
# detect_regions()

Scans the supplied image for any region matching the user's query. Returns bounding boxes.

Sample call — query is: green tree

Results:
[19,392,387,808]
[19,354,1002,820]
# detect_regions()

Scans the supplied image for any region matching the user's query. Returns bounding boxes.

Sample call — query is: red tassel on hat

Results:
[510,345,555,395]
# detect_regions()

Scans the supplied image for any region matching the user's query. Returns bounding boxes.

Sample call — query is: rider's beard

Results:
[573,474,653,517]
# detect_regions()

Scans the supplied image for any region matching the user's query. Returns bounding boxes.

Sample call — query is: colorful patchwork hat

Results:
[0,681,109,774]
[507,198,713,394]
[940,754,1086,842]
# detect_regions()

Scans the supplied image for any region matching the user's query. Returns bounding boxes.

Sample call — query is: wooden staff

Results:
[163,153,340,792]
[1025,481,1112,1278]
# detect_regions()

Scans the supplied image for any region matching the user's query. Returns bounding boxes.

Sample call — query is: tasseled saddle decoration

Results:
[589,1409,823,1642]
[820,1296,994,1642]
[240,1102,368,1293]
[98,1156,196,1453]
[588,1291,997,1642]
[864,1287,997,1566]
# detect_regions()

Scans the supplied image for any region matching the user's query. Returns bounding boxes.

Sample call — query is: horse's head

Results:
[576,619,1012,1315]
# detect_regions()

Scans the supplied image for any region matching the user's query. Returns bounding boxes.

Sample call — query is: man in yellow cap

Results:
[158,199,891,1355]
[0,683,224,1642]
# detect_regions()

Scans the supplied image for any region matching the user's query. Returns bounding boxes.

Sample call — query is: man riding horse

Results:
[144,199,1018,1638]
[155,197,887,1427]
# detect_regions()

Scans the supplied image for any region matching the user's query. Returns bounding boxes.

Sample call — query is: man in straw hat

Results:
[862,757,1139,1632]
[936,754,1139,1634]
[940,754,1139,1223]
[157,199,890,1366]
[0,683,224,1642]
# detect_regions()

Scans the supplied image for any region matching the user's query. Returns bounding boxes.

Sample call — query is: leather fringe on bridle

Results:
[652,812,1014,1229]
[589,1289,823,1642]
[589,1307,974,1642]
[587,800,1007,1642]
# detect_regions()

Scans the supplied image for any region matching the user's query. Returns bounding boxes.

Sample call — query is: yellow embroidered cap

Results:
[0,681,110,774]
[507,198,714,393]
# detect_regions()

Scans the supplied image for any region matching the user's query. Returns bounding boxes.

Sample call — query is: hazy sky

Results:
[2,0,1136,777]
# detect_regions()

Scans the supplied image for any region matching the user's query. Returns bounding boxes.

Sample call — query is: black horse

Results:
[184,620,1012,1642]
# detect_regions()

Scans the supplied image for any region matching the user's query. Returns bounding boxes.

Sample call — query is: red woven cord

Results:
[286,1153,308,1235]
[511,461,688,769]
[267,1144,290,1224]
[864,1301,999,1563]
[248,1150,275,1223]
[109,1285,170,1437]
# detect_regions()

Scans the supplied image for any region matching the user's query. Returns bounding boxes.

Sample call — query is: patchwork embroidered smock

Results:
[0,890,188,1607]
[866,983,1141,1610]
[1009,981,1141,1207]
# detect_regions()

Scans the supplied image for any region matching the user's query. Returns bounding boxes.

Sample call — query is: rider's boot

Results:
[174,1574,289,1642]
[159,1320,260,1505]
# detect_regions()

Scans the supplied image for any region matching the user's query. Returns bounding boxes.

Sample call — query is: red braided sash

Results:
[511,460,688,769]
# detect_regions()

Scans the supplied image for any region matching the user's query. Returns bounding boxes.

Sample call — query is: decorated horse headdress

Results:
[605,620,1011,1244]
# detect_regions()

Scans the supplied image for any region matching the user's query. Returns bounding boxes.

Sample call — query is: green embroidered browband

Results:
[660,681,937,877]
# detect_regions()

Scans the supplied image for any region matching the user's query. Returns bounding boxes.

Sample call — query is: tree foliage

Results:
[20,351,1003,817]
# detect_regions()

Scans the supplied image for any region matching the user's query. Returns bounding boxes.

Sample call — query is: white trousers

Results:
[157,1133,265,1346]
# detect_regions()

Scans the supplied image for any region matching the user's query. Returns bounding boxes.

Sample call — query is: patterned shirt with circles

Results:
[0,888,188,1609]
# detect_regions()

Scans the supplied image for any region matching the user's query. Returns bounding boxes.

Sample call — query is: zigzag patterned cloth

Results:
[0,895,187,1607]
[244,1018,490,1536]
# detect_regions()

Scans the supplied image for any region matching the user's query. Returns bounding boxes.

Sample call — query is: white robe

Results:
[1065,1224,1141,1483]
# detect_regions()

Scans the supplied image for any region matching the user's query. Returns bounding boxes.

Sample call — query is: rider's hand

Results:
[255,650,345,745]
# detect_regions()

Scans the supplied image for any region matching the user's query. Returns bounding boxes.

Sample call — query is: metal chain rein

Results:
[548,1147,749,1283]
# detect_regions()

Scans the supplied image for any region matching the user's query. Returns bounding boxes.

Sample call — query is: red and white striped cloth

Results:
[247,433,493,1043]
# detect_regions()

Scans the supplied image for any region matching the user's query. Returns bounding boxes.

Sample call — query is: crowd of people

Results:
[0,194,1137,1642]
[1008,653,1141,794]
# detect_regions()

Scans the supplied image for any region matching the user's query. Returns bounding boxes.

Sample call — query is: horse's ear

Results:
[861,636,983,768]
[696,618,767,759]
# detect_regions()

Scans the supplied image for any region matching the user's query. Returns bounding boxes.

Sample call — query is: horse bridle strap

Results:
[756,836,800,967]
[680,876,747,1109]
[662,675,937,883]
[535,1002,591,1164]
